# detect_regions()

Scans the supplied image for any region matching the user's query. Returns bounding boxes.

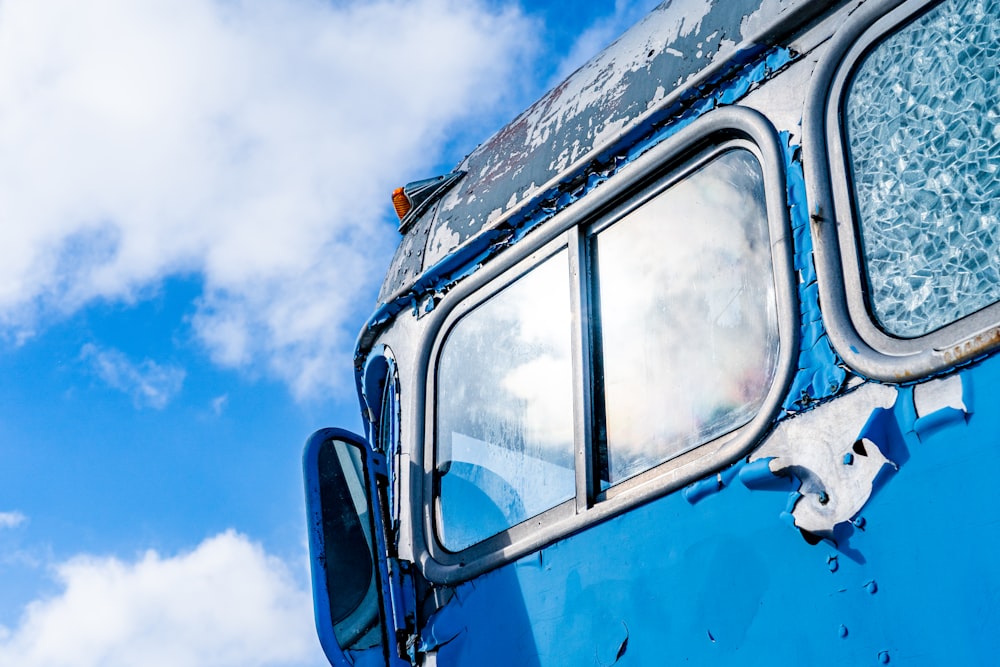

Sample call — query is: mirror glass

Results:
[304,429,384,662]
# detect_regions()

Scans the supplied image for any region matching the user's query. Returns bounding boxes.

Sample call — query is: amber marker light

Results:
[392,187,412,221]
[391,171,465,233]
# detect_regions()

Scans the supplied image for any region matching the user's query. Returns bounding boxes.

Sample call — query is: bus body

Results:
[304,0,1000,665]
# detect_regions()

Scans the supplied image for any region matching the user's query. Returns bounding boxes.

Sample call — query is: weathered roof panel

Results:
[378,0,826,303]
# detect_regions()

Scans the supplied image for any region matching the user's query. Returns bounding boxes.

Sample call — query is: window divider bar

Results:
[568,226,596,513]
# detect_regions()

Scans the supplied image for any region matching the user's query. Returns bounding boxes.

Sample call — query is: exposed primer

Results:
[912,373,970,417]
[750,383,900,537]
[911,370,973,439]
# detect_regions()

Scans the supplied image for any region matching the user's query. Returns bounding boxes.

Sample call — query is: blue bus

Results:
[303,0,1000,664]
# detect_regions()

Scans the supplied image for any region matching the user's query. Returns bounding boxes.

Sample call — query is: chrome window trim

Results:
[804,0,1000,382]
[414,107,798,584]
[431,240,577,554]
[567,225,598,514]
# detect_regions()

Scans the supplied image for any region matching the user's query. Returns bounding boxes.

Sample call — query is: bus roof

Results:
[369,0,830,342]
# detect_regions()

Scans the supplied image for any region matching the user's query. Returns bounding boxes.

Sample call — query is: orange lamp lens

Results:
[392,187,411,220]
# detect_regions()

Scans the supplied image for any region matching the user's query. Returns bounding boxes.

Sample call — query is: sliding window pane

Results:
[594,149,779,485]
[436,251,575,551]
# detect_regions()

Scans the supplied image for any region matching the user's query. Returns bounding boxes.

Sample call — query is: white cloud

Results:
[80,343,186,409]
[0,0,536,398]
[0,531,326,667]
[0,512,27,529]
[210,393,229,416]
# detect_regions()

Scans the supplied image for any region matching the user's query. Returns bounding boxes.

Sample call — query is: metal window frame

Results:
[804,0,1000,382]
[429,241,579,555]
[413,107,798,584]
[582,140,781,499]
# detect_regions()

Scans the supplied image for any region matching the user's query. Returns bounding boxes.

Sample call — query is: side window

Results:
[592,149,779,485]
[361,351,403,540]
[843,0,1000,338]
[428,118,794,567]
[432,140,785,554]
[436,251,575,552]
[377,362,402,533]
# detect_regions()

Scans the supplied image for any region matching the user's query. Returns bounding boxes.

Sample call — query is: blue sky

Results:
[0,1,659,664]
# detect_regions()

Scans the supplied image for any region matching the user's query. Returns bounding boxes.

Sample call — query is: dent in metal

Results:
[751,383,898,536]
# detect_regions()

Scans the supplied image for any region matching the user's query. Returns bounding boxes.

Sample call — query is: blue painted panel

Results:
[423,354,1000,665]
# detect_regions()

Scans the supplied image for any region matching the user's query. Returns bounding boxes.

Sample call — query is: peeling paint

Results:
[913,407,966,440]
[683,473,725,504]
[781,137,849,413]
[752,383,898,536]
[365,44,797,359]
[426,224,461,262]
[738,457,792,491]
[740,0,803,38]
[911,372,973,439]
[378,0,803,305]
[827,554,839,572]
[912,373,968,417]
[683,462,744,504]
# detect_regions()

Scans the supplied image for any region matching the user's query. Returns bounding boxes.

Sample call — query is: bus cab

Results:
[304,0,1000,664]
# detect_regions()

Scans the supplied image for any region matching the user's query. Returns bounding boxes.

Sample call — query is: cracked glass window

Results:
[436,251,575,552]
[592,149,779,485]
[844,0,1000,338]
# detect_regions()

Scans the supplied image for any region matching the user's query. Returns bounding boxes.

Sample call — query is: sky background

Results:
[0,1,660,665]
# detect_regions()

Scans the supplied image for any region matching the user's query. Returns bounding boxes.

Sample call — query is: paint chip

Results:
[751,384,898,536]
[913,373,968,417]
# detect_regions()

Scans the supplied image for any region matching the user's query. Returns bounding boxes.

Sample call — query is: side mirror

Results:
[304,428,387,666]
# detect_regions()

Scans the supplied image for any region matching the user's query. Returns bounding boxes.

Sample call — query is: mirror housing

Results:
[304,428,388,666]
